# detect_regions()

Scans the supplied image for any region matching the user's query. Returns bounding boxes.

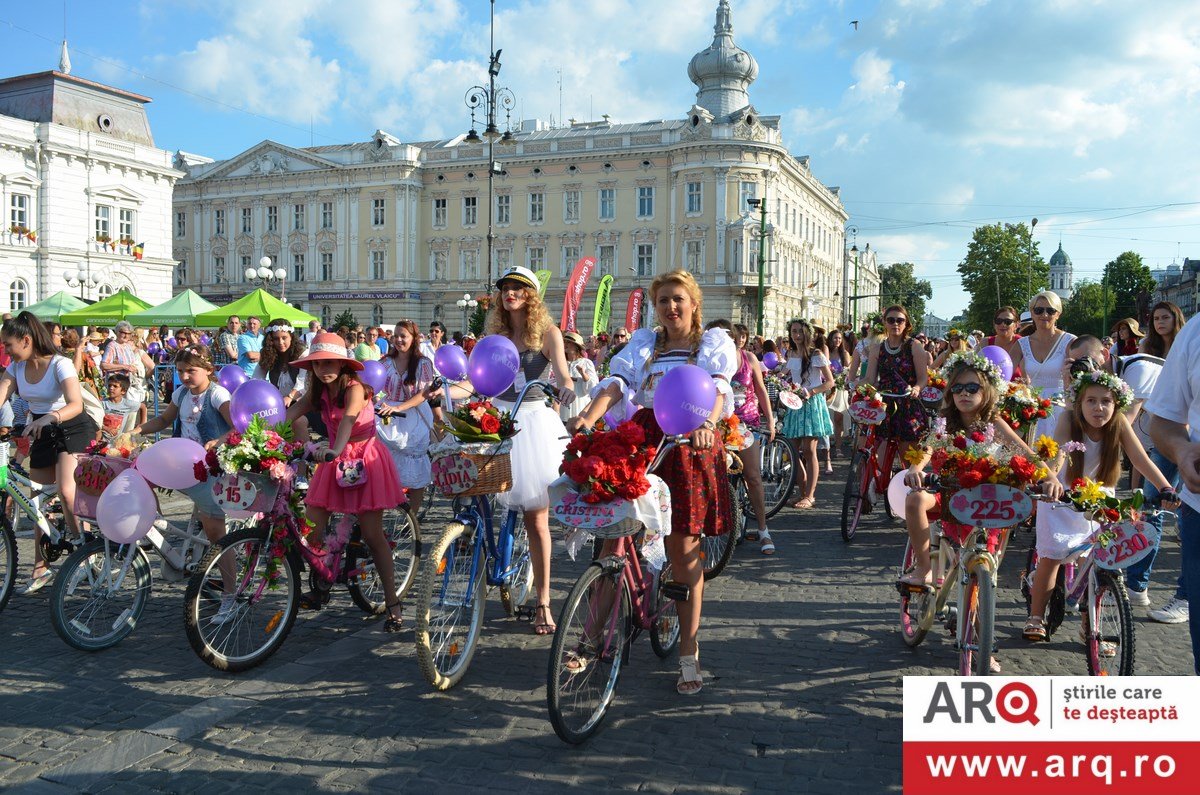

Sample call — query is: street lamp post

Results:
[245,256,288,300]
[464,0,517,292]
[845,225,859,328]
[456,293,478,335]
[62,264,98,299]
[1027,217,1038,298]
[747,195,768,337]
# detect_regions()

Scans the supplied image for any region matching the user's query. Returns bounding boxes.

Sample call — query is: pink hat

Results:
[291,331,364,371]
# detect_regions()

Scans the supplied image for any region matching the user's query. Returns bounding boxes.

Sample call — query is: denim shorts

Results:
[182,479,225,519]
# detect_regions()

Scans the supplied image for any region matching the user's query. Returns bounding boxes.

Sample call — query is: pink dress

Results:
[306,389,404,513]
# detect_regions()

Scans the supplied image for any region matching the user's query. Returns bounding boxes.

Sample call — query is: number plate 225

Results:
[948,484,1032,529]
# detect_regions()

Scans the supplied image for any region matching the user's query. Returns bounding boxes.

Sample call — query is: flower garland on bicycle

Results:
[565,269,737,696]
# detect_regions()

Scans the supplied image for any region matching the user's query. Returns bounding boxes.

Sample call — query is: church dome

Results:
[1048,242,1072,270]
[688,1,758,119]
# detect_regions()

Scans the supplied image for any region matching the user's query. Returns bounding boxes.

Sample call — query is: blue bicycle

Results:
[413,379,554,690]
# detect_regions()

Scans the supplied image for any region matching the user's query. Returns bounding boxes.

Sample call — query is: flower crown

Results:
[264,323,293,335]
[789,317,813,333]
[939,351,1006,389]
[948,327,963,339]
[1070,370,1134,411]
[862,312,885,335]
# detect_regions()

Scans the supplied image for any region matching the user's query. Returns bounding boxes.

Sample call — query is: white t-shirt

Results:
[1145,316,1200,513]
[172,385,232,444]
[1120,355,1164,453]
[786,351,829,391]
[9,356,77,414]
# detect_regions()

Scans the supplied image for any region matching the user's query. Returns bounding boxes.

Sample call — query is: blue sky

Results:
[3,0,1198,318]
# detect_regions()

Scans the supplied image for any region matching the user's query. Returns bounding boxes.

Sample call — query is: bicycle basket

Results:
[431,440,512,497]
[211,471,280,517]
[72,454,136,521]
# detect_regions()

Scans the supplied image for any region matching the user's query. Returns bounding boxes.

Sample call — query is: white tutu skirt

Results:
[375,405,433,490]
[494,399,569,511]
[1035,497,1101,560]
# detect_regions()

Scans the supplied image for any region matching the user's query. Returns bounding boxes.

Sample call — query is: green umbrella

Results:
[59,289,153,326]
[22,291,89,322]
[125,289,220,327]
[193,288,316,329]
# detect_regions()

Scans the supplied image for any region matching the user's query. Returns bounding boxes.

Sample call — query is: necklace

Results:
[884,339,902,355]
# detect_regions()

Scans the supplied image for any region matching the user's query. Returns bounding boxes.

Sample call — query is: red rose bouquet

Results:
[909,417,1050,491]
[851,383,885,409]
[560,421,655,503]
[442,398,516,443]
[999,383,1054,437]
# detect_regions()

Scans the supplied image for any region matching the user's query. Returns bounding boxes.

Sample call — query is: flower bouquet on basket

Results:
[848,383,887,425]
[719,414,754,452]
[1065,477,1160,571]
[429,399,517,497]
[999,383,1054,439]
[919,369,947,407]
[772,374,806,411]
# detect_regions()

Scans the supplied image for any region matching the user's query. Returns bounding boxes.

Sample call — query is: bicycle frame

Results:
[916,524,1013,648]
[4,467,61,541]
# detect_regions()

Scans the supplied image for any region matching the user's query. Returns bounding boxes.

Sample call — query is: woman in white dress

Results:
[558,331,597,423]
[1009,291,1075,440]
[376,319,443,517]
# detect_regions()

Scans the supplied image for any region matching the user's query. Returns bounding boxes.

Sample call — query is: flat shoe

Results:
[759,535,776,556]
[677,651,703,695]
[21,569,54,595]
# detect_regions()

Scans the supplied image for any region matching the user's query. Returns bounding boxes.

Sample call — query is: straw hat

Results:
[562,331,585,349]
[291,331,363,371]
[1112,317,1144,338]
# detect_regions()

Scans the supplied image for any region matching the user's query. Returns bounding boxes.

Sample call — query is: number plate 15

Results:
[947,484,1032,529]
[1093,520,1161,571]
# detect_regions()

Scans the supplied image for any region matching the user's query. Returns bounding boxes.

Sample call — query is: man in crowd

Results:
[302,320,320,347]
[215,315,240,367]
[237,315,263,376]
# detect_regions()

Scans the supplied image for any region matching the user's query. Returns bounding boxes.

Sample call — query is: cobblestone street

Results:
[1,459,1193,794]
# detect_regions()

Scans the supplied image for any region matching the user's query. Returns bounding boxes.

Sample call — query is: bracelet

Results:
[700,420,716,431]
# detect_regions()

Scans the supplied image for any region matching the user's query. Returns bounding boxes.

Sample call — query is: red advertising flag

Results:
[559,256,597,332]
[625,288,645,331]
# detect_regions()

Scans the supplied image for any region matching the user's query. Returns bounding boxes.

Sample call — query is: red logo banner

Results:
[560,256,597,332]
[625,288,645,332]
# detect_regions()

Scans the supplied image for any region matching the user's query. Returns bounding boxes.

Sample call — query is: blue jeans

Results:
[1179,503,1200,675]
[1125,449,1186,600]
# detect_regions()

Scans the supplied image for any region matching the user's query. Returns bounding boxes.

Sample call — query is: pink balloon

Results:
[218,365,248,392]
[886,470,911,517]
[97,469,157,544]
[135,437,205,491]
[468,335,520,397]
[653,364,717,436]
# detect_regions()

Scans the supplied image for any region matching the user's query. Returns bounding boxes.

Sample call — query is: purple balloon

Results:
[603,393,637,429]
[218,365,248,392]
[361,360,387,393]
[200,333,212,346]
[434,344,469,381]
[653,364,717,436]
[468,335,520,397]
[229,379,285,432]
[980,345,1014,381]
[147,342,161,356]
[762,352,779,370]
[166,338,178,349]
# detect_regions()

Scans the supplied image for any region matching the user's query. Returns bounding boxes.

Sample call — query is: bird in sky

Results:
[850,20,859,30]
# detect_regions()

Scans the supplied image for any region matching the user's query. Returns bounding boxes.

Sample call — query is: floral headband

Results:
[265,323,293,335]
[789,318,814,334]
[1070,370,1134,411]
[862,312,885,335]
[939,351,1006,389]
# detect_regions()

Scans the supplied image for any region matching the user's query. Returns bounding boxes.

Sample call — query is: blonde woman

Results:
[1009,290,1075,440]
[486,265,575,636]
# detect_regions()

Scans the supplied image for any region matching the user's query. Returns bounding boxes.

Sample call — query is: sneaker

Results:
[1127,587,1151,607]
[1148,597,1189,624]
[211,594,239,626]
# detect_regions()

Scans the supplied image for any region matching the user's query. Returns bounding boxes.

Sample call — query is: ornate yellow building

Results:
[173,1,857,335]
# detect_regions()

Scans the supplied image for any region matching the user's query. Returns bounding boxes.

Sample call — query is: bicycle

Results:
[412,379,553,690]
[841,391,913,542]
[183,455,421,672]
[545,435,686,744]
[898,479,1033,676]
[731,422,798,546]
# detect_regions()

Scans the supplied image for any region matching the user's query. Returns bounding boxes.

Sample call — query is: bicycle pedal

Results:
[515,604,535,622]
[661,581,690,601]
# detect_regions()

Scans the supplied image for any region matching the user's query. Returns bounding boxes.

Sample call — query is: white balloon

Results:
[887,470,911,518]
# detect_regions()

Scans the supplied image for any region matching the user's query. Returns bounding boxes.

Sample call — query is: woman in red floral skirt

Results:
[567,269,737,695]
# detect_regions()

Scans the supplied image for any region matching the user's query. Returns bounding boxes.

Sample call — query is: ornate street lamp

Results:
[246,255,288,300]
[62,264,98,298]
[747,196,769,337]
[456,292,479,335]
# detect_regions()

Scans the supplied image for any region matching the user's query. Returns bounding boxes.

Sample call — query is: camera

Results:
[428,376,444,409]
[1069,356,1099,376]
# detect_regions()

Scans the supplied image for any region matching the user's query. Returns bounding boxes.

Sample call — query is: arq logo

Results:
[923,681,1039,725]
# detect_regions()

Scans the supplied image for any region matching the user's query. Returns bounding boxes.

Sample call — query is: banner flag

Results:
[592,275,614,336]
[559,256,597,332]
[625,288,645,332]
[535,269,552,298]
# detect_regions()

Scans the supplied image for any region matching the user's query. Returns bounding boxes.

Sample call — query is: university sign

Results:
[307,291,422,301]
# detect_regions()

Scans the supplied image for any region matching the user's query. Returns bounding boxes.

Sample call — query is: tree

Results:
[1058,279,1114,337]
[468,296,491,337]
[1101,251,1154,324]
[878,262,933,331]
[331,309,357,332]
[957,222,1048,332]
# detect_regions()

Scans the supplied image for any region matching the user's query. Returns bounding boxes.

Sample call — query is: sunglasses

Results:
[1032,307,1057,316]
[994,318,1015,326]
[615,334,628,339]
[884,316,906,325]
[950,382,984,395]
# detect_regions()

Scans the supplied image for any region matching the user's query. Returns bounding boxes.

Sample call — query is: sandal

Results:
[897,571,932,590]
[384,600,403,633]
[677,647,703,695]
[790,497,814,510]
[759,533,776,556]
[533,603,556,636]
[1023,616,1048,642]
[990,657,1002,674]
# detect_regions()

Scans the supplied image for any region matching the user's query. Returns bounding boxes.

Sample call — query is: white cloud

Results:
[1075,167,1113,182]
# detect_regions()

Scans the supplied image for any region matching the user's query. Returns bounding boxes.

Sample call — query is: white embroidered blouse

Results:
[597,328,738,418]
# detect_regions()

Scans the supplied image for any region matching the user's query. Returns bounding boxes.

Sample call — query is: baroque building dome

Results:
[688,0,758,119]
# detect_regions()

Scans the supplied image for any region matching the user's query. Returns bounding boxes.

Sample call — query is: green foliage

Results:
[957,223,1048,332]
[331,309,357,332]
[878,262,933,331]
[1102,251,1155,322]
[468,296,491,337]
[1058,280,1115,337]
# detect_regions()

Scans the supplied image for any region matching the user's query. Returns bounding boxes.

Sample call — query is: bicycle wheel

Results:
[0,514,15,614]
[346,506,421,615]
[700,480,738,580]
[649,562,680,658]
[958,565,995,677]
[183,524,300,673]
[500,511,533,617]
[1019,542,1065,636]
[414,522,486,690]
[898,541,929,648]
[840,451,869,543]
[732,476,750,545]
[760,437,797,519]
[1083,571,1135,676]
[547,561,630,744]
[49,539,152,651]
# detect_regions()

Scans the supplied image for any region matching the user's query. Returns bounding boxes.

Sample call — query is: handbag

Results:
[335,457,369,489]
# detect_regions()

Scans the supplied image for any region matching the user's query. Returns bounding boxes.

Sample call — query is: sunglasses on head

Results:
[950,382,983,395]
[994,317,1015,326]
[1032,307,1057,316]
[885,316,906,325]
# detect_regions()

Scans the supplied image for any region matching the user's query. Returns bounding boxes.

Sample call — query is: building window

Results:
[529,192,545,224]
[320,251,333,281]
[564,190,580,223]
[685,240,703,273]
[636,243,654,277]
[175,210,186,238]
[463,196,478,227]
[97,284,114,300]
[92,204,111,240]
[527,246,545,270]
[686,181,702,214]
[599,188,615,221]
[9,278,28,311]
[598,245,615,277]
[292,253,305,281]
[240,255,252,274]
[241,207,252,234]
[10,194,29,228]
[372,304,384,326]
[372,198,385,227]
[119,208,136,243]
[321,201,334,230]
[372,250,385,280]
[496,194,511,225]
[292,204,304,231]
[749,239,759,274]
[637,186,654,219]
[561,245,581,277]
[176,258,187,286]
[267,205,278,233]
[495,248,512,272]
[739,181,758,211]
[212,208,224,236]
[321,305,332,327]
[433,198,447,228]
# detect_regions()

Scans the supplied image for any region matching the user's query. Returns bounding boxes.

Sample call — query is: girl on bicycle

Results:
[0,313,100,593]
[866,305,931,464]
[285,333,407,632]
[486,266,576,636]
[900,352,1051,589]
[252,319,310,439]
[826,328,851,457]
[1024,370,1176,641]
[568,269,737,695]
[782,319,834,510]
[376,319,442,517]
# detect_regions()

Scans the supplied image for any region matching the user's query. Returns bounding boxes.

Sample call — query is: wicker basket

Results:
[432,441,513,497]
[588,516,644,539]
[72,454,136,521]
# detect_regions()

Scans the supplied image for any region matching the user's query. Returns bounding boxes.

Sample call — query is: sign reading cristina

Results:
[307,291,422,301]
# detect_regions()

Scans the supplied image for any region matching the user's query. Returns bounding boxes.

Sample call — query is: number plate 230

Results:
[947,484,1032,528]
[1093,521,1160,571]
